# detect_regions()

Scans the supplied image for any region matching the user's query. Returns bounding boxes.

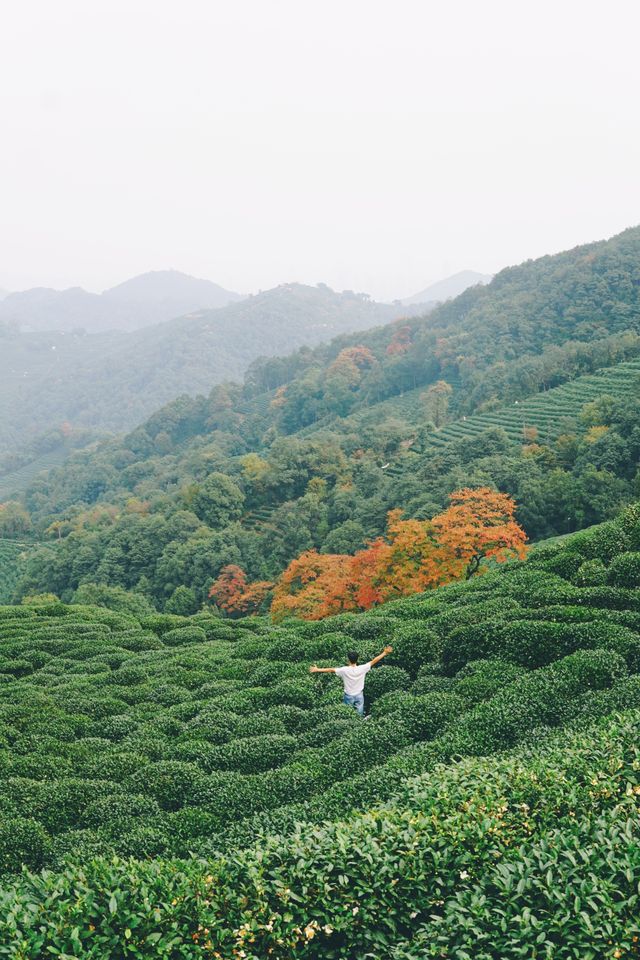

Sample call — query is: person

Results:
[309,645,393,716]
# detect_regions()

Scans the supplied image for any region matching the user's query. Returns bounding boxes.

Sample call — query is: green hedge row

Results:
[2,712,640,958]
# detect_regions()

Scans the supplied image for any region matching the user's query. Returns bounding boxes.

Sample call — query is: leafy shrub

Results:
[447,649,627,755]
[443,618,640,674]
[0,659,33,678]
[364,665,411,702]
[0,817,49,875]
[571,520,630,563]
[573,558,607,586]
[370,689,413,717]
[306,631,353,661]
[454,658,526,704]
[126,761,206,811]
[390,622,442,675]
[83,751,147,781]
[161,626,207,647]
[411,672,454,695]
[298,715,359,748]
[206,735,297,774]
[140,614,192,636]
[390,692,468,741]
[6,713,640,957]
[541,550,585,581]
[607,551,640,588]
[82,793,161,827]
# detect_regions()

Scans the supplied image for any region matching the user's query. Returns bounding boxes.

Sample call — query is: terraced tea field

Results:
[0,445,76,500]
[424,357,640,449]
[3,510,640,955]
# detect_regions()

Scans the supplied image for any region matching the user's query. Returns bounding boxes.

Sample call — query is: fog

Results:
[1,0,639,300]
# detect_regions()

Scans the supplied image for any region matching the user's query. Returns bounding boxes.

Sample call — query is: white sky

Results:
[1,0,639,301]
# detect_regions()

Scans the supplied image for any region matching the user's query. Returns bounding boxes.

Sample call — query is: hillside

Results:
[10,225,640,610]
[401,268,491,304]
[2,508,640,954]
[338,354,640,449]
[0,284,419,469]
[0,539,27,603]
[0,270,242,333]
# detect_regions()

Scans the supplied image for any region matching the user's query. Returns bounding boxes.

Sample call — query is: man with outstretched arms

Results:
[309,645,393,716]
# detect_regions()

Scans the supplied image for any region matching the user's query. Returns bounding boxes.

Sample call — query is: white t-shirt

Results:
[335,662,371,696]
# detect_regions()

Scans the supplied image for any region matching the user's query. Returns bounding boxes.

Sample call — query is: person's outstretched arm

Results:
[369,644,393,667]
[309,665,337,674]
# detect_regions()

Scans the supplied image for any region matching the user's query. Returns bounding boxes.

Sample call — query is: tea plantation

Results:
[386,355,640,450]
[3,509,640,955]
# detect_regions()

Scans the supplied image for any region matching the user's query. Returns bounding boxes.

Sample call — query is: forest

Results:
[5,226,640,616]
[0,284,415,467]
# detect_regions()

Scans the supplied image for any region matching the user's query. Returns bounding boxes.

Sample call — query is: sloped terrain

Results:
[0,284,418,467]
[0,540,26,604]
[2,509,640,953]
[425,356,640,449]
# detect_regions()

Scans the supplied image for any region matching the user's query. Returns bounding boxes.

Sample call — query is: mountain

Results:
[0,283,427,463]
[100,270,244,324]
[0,286,114,332]
[402,269,492,305]
[0,288,9,301]
[0,270,242,333]
[11,225,640,612]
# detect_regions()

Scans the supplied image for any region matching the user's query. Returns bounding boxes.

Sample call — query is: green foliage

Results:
[3,714,640,956]
[364,665,411,702]
[0,817,49,874]
[453,658,526,704]
[607,551,640,588]
[72,582,155,618]
[0,540,26,604]
[573,557,607,586]
[161,626,207,647]
[164,585,198,615]
[192,472,245,529]
[9,228,640,612]
[1,511,640,952]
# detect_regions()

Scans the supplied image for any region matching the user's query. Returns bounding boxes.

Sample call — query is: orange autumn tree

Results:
[271,510,453,621]
[271,488,527,621]
[432,487,528,579]
[370,510,460,601]
[270,552,355,621]
[209,564,273,617]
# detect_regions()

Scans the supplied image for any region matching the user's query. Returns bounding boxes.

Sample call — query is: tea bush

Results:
[2,713,640,957]
[1,512,640,953]
[608,551,640,588]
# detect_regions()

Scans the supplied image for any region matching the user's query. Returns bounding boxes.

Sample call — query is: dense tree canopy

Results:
[2,226,640,609]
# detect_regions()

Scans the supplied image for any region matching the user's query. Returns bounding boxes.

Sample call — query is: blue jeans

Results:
[343,692,365,716]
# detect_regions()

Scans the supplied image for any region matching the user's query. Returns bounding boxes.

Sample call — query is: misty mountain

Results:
[0,270,242,333]
[0,282,426,461]
[15,225,640,609]
[0,289,9,301]
[402,269,491,305]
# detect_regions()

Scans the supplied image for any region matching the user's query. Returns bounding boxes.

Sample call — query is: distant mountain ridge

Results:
[0,282,429,463]
[402,269,492,305]
[0,270,243,332]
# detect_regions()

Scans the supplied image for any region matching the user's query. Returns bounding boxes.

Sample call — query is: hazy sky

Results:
[1,0,639,301]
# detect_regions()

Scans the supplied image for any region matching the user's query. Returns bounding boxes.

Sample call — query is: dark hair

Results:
[347,651,359,664]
